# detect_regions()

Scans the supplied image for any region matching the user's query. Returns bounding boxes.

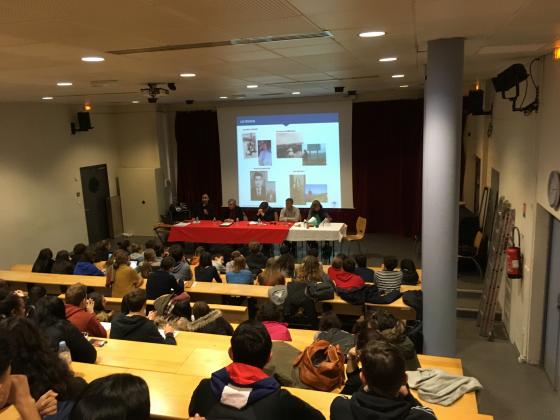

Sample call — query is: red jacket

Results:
[262,321,292,341]
[65,304,107,338]
[328,268,365,289]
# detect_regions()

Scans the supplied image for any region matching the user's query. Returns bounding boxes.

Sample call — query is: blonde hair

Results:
[296,255,323,283]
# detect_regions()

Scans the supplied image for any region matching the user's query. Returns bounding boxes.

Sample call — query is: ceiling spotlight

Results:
[359,31,385,38]
[379,57,397,62]
[83,102,92,111]
[42,96,53,100]
[57,82,73,86]
[292,91,301,95]
[246,84,258,88]
[167,83,176,91]
[81,56,105,62]
[392,74,405,78]
[180,73,196,78]
[399,85,409,88]
[219,96,228,99]
[131,100,140,104]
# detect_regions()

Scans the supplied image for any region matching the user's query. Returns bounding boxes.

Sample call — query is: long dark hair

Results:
[0,317,75,400]
[32,248,53,273]
[35,295,67,328]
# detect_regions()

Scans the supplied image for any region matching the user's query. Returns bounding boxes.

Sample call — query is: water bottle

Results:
[195,216,199,224]
[58,341,72,365]
[257,218,261,224]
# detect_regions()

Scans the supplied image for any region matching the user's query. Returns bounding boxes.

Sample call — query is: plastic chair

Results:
[342,216,367,254]
[458,230,484,278]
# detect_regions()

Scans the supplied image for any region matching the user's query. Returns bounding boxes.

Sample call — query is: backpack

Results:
[305,281,335,301]
[293,340,345,392]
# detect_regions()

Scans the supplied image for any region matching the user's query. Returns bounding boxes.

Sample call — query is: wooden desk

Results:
[9,261,106,272]
[0,270,107,288]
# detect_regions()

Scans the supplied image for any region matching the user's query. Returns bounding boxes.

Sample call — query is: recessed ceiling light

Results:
[131,100,140,104]
[42,96,53,100]
[392,74,405,78]
[180,73,196,78]
[219,96,228,99]
[379,57,397,62]
[246,84,258,89]
[359,31,385,38]
[399,85,409,88]
[56,82,72,86]
[292,91,301,95]
[81,56,105,62]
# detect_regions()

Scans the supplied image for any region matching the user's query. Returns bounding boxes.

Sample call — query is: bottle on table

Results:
[58,341,72,365]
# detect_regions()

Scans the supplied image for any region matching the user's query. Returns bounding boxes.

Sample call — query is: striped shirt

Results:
[374,270,403,292]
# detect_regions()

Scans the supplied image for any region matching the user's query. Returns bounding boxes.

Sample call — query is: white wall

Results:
[0,104,119,268]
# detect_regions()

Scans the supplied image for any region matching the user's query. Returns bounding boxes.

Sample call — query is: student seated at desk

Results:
[245,241,268,275]
[64,283,107,338]
[189,320,325,420]
[256,302,291,341]
[0,331,42,420]
[111,289,176,345]
[332,258,365,290]
[147,256,184,299]
[226,255,254,285]
[257,258,285,286]
[51,250,74,275]
[70,243,87,268]
[73,249,104,276]
[35,296,97,364]
[314,311,355,354]
[32,248,54,274]
[0,288,26,318]
[138,249,160,279]
[212,253,226,274]
[195,253,222,283]
[225,250,246,273]
[331,342,435,420]
[275,244,295,277]
[87,291,113,323]
[400,259,420,285]
[106,250,144,298]
[129,243,144,262]
[93,239,111,263]
[375,256,403,293]
[169,244,193,283]
[1,317,88,418]
[187,302,234,336]
[354,254,375,283]
[70,373,150,420]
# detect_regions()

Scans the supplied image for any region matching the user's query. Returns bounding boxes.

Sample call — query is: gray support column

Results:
[422,38,464,356]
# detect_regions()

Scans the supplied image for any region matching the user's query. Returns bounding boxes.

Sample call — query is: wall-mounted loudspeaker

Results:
[71,112,94,135]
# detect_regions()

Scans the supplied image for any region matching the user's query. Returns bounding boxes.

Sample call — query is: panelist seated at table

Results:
[188,320,325,420]
[192,193,216,221]
[222,198,248,222]
[330,342,435,420]
[279,198,301,222]
[307,200,331,226]
[254,201,276,222]
[110,289,176,345]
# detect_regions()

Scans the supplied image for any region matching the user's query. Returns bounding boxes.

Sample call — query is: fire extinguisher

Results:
[506,227,522,279]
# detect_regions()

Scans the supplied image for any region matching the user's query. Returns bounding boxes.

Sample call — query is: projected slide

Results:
[237,113,341,208]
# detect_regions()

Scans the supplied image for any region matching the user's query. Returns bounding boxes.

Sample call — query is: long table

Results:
[163,220,347,244]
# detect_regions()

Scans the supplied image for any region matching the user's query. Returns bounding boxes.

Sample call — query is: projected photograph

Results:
[276,131,303,158]
[257,140,272,166]
[302,143,327,166]
[243,133,257,159]
[250,171,276,202]
[290,174,306,205]
[305,184,328,203]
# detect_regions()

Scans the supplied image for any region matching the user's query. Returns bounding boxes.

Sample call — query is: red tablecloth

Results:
[167,220,293,244]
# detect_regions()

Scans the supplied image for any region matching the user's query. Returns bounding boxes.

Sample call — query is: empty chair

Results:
[342,216,367,254]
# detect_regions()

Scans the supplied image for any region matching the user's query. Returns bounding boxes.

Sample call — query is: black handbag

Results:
[305,281,335,301]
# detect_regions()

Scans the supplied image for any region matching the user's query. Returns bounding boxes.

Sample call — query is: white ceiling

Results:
[0,0,557,104]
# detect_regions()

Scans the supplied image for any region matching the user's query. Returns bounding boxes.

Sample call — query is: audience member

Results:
[331,342,435,420]
[93,240,112,263]
[256,302,291,341]
[144,239,164,260]
[110,289,176,345]
[169,244,193,282]
[193,193,216,221]
[331,258,365,290]
[279,198,301,222]
[226,255,253,285]
[189,320,324,419]
[246,241,267,274]
[129,243,144,261]
[35,296,97,363]
[139,248,160,278]
[225,250,244,273]
[373,310,420,371]
[222,198,247,222]
[106,250,143,298]
[400,259,419,285]
[275,244,295,277]
[87,291,113,322]
[188,302,234,336]
[153,296,192,329]
[70,373,150,420]
[73,249,104,276]
[70,243,87,267]
[0,331,42,420]
[117,240,131,254]
[31,248,54,274]
[0,289,26,319]
[190,246,206,268]
[147,256,183,299]
[315,311,355,354]
[354,254,375,283]
[296,255,329,283]
[0,317,88,418]
[212,254,226,274]
[64,283,107,338]
[375,256,403,292]
[51,250,74,275]
[27,285,47,307]
[195,253,222,282]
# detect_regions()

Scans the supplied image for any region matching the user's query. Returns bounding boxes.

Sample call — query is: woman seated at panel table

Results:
[106,250,144,298]
[306,200,331,226]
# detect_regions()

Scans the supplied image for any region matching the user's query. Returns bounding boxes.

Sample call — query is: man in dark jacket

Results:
[330,342,436,420]
[146,256,183,300]
[64,283,107,338]
[245,241,268,273]
[189,320,325,420]
[110,289,176,345]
